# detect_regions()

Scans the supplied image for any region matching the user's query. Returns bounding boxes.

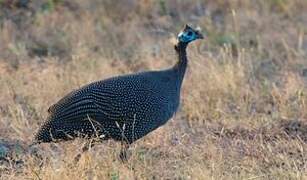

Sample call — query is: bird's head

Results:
[177,24,204,44]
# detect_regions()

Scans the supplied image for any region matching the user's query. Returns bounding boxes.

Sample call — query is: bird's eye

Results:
[187,31,193,36]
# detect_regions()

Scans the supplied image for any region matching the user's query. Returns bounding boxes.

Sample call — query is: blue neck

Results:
[173,41,188,84]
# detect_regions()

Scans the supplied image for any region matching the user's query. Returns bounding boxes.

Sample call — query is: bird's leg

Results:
[74,139,96,162]
[82,139,96,152]
[119,141,130,162]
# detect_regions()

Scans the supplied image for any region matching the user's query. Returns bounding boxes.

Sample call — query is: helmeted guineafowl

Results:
[34,24,203,147]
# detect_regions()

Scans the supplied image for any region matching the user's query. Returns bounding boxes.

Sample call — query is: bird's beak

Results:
[196,31,204,39]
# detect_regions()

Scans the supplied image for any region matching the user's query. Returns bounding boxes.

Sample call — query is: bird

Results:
[33,24,203,157]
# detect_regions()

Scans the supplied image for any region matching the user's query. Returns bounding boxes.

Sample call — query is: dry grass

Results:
[0,0,307,179]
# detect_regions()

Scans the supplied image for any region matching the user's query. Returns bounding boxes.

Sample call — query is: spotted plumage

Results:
[34,24,203,145]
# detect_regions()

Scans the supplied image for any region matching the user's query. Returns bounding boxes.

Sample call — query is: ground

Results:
[0,0,307,179]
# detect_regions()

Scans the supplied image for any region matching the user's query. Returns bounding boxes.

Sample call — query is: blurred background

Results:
[0,0,307,179]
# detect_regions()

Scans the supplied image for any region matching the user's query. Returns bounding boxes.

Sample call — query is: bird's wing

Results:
[48,89,80,114]
[47,85,124,122]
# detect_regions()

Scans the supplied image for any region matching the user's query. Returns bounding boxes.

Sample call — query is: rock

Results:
[0,142,9,158]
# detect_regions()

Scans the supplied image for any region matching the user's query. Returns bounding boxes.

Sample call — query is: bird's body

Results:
[37,69,181,143]
[34,25,203,145]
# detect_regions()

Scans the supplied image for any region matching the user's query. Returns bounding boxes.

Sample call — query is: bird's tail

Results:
[34,118,103,143]
[34,121,63,143]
